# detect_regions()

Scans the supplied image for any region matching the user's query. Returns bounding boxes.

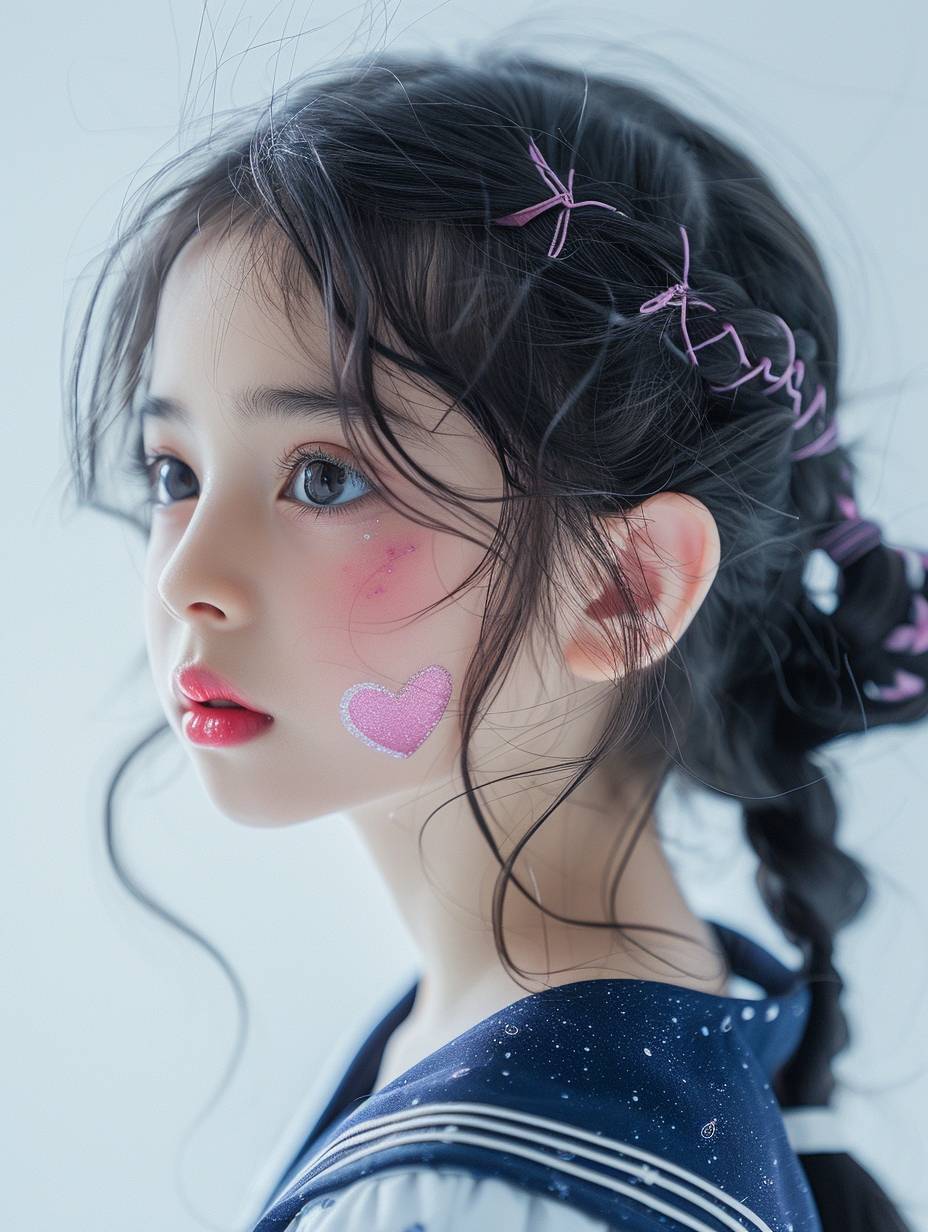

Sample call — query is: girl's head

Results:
[138,217,719,826]
[66,47,927,1229]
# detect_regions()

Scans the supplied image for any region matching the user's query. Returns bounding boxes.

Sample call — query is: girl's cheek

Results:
[336,533,437,625]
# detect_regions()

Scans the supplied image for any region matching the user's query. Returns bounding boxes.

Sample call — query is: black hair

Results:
[63,44,926,1232]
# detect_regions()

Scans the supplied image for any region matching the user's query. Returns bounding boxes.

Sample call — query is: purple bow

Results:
[493,137,626,259]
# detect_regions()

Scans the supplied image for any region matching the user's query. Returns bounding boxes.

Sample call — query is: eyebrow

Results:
[140,384,350,427]
[138,383,432,443]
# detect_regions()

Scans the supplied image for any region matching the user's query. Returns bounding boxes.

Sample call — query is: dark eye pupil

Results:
[159,458,195,500]
[305,460,346,505]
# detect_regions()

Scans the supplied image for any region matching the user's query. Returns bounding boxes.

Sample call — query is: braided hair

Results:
[604,101,927,1232]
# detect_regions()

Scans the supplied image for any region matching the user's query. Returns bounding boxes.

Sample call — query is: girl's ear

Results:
[562,492,721,684]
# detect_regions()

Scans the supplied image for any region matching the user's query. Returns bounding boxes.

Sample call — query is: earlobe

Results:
[561,493,720,685]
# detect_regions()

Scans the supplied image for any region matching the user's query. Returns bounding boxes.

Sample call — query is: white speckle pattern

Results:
[255,921,820,1232]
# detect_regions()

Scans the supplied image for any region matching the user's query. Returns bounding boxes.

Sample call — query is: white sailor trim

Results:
[279,1101,778,1232]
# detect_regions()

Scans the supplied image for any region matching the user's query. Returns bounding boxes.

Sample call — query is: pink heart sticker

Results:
[339,664,453,759]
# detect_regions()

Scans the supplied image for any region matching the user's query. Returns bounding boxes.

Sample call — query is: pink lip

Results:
[180,702,274,747]
[173,664,270,712]
[172,664,274,747]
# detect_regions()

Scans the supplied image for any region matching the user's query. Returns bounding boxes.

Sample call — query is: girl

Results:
[65,46,925,1232]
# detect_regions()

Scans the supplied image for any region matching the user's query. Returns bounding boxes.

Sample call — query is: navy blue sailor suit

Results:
[251,920,827,1232]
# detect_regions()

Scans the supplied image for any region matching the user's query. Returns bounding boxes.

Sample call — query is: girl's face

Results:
[141,228,505,825]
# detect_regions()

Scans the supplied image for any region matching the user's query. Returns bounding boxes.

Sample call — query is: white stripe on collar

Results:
[280,1100,780,1232]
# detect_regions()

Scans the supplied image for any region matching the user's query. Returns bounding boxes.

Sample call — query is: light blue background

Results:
[3,2,926,1229]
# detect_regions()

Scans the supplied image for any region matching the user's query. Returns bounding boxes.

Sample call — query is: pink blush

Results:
[338,539,428,621]
[363,543,417,598]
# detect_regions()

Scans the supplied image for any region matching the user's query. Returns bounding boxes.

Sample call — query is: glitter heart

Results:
[339,664,453,759]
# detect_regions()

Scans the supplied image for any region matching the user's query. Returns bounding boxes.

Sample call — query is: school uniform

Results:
[251,920,846,1231]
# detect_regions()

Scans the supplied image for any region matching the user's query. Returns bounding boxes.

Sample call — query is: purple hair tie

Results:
[816,492,884,568]
[494,144,832,456]
[637,224,835,463]
[494,140,925,703]
[493,136,627,259]
[817,495,928,702]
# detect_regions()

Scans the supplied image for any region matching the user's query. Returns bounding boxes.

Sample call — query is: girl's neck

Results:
[370,911,731,1095]
[350,769,730,1094]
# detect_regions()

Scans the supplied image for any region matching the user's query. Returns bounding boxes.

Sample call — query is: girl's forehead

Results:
[154,228,325,379]
[150,228,503,489]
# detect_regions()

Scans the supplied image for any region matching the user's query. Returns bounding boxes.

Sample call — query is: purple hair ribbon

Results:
[493,136,627,259]
[818,493,928,701]
[638,224,835,463]
[494,140,925,702]
[635,231,925,701]
[816,492,884,568]
[883,593,928,656]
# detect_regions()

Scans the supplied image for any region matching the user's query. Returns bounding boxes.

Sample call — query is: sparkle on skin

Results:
[339,542,420,600]
[365,544,419,599]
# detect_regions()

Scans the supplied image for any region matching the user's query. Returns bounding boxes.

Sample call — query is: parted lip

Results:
[173,664,271,715]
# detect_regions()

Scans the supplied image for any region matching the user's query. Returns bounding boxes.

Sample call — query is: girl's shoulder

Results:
[283,1164,678,1231]
[252,921,823,1232]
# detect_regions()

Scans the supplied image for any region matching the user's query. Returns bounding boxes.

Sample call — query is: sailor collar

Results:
[253,919,822,1232]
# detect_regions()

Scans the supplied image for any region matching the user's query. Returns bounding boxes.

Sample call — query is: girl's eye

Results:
[281,447,373,516]
[130,446,374,521]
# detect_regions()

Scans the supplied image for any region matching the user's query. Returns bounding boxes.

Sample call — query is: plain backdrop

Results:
[3,2,927,1229]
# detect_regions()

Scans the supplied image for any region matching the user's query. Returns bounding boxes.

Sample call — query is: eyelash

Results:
[130,444,374,522]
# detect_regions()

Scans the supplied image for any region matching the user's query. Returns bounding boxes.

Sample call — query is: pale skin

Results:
[142,226,729,1095]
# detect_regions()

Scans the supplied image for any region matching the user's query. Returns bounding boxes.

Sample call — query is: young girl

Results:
[65,46,925,1232]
